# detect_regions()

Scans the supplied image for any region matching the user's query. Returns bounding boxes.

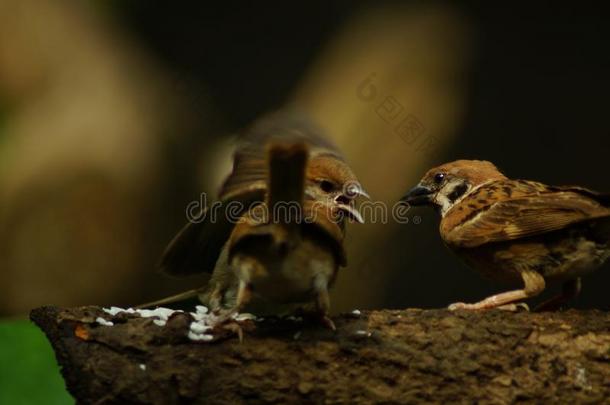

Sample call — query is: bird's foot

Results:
[448,302,478,311]
[497,302,530,312]
[294,308,336,331]
[220,321,244,343]
[448,301,529,312]
[320,315,336,331]
[209,310,256,342]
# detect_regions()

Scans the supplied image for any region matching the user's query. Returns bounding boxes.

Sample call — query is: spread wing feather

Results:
[159,190,263,276]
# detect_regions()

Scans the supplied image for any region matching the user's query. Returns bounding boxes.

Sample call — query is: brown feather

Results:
[442,180,610,248]
[160,109,354,276]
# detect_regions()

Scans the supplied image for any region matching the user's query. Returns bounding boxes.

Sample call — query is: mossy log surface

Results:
[31,306,610,404]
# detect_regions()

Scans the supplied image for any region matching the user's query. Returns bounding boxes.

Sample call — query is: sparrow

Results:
[209,142,351,328]
[141,111,367,327]
[401,159,610,311]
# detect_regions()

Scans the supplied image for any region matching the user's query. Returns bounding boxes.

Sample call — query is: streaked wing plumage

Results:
[442,180,610,248]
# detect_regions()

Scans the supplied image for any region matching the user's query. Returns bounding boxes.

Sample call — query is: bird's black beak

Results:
[400,185,433,206]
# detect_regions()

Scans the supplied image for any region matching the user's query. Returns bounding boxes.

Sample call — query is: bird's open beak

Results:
[331,183,368,224]
[336,203,365,224]
[345,183,370,200]
[400,185,433,206]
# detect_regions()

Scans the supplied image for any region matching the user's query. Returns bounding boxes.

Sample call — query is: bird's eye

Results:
[433,173,445,184]
[319,180,335,193]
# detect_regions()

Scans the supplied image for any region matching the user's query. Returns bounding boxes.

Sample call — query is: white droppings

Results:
[102,307,124,316]
[102,306,184,325]
[189,322,211,334]
[98,305,259,343]
[186,307,222,342]
[574,365,592,390]
[139,364,147,371]
[95,317,114,326]
[234,313,256,321]
[355,330,372,337]
[188,331,214,341]
[351,309,361,316]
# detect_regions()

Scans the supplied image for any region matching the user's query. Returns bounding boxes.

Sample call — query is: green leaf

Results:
[0,320,73,404]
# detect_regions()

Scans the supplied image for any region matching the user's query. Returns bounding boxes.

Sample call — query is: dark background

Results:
[117,1,610,309]
[1,0,609,315]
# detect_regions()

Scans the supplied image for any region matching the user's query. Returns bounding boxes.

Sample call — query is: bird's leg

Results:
[449,270,546,311]
[212,280,252,342]
[234,279,252,312]
[534,277,581,312]
[204,286,224,312]
[315,287,336,331]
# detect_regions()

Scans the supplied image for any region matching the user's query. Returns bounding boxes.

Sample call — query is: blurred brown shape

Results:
[0,0,190,314]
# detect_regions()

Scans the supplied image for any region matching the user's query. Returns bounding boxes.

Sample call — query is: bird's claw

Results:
[448,302,474,311]
[321,315,336,331]
[448,301,530,312]
[209,310,255,342]
[220,322,244,343]
[497,302,530,312]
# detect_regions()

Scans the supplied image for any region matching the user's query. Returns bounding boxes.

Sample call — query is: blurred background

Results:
[0,1,609,401]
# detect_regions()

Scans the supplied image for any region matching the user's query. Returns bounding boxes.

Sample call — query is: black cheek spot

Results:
[468,204,478,209]
[447,183,469,203]
[502,186,513,197]
[477,199,488,204]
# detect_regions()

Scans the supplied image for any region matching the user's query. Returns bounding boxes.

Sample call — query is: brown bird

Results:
[142,111,367,327]
[210,142,352,328]
[401,160,610,311]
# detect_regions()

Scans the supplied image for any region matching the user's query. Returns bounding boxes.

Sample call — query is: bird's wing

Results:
[442,181,610,248]
[159,190,263,276]
[304,199,347,266]
[161,110,340,276]
[219,110,344,200]
[549,185,610,206]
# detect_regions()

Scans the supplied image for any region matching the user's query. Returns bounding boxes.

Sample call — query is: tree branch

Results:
[31,306,610,404]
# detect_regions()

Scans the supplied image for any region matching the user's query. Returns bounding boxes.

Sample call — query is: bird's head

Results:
[401,160,507,216]
[306,154,369,223]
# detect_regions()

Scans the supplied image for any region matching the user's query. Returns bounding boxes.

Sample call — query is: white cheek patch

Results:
[434,179,471,216]
[434,193,453,216]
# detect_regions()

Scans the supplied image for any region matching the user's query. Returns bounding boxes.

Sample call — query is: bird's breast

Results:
[450,225,610,283]
[232,236,337,304]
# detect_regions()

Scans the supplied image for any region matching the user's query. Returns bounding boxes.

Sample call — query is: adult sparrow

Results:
[401,159,610,311]
[141,111,367,326]
[208,142,351,328]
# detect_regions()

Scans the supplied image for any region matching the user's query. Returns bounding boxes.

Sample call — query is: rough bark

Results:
[31,306,610,404]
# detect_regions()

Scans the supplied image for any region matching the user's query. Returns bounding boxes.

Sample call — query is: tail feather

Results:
[266,142,308,225]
